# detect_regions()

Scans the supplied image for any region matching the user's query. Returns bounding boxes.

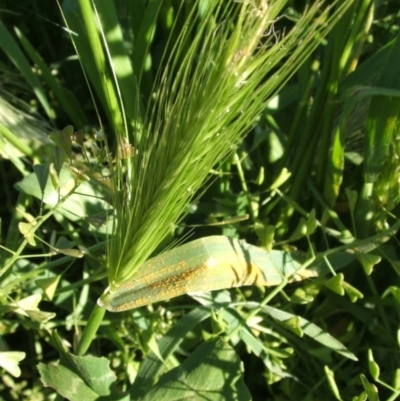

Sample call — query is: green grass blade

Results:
[93,0,144,128]
[262,305,358,361]
[14,28,87,128]
[0,21,54,120]
[130,307,211,396]
[61,0,122,132]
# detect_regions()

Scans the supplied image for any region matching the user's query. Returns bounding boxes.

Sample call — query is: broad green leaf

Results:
[99,236,319,311]
[38,354,128,401]
[0,351,26,378]
[138,339,251,401]
[99,228,393,312]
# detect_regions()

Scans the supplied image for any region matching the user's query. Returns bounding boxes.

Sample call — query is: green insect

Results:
[98,236,325,312]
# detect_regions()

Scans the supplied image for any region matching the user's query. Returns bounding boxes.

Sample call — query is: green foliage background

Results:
[0,0,400,400]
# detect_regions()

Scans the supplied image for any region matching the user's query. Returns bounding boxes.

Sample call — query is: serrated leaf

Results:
[38,354,128,401]
[0,351,26,377]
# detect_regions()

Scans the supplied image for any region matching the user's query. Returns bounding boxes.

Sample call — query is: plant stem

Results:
[75,304,106,356]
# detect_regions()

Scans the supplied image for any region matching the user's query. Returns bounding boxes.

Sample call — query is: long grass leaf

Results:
[0,21,54,119]
[14,28,87,128]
